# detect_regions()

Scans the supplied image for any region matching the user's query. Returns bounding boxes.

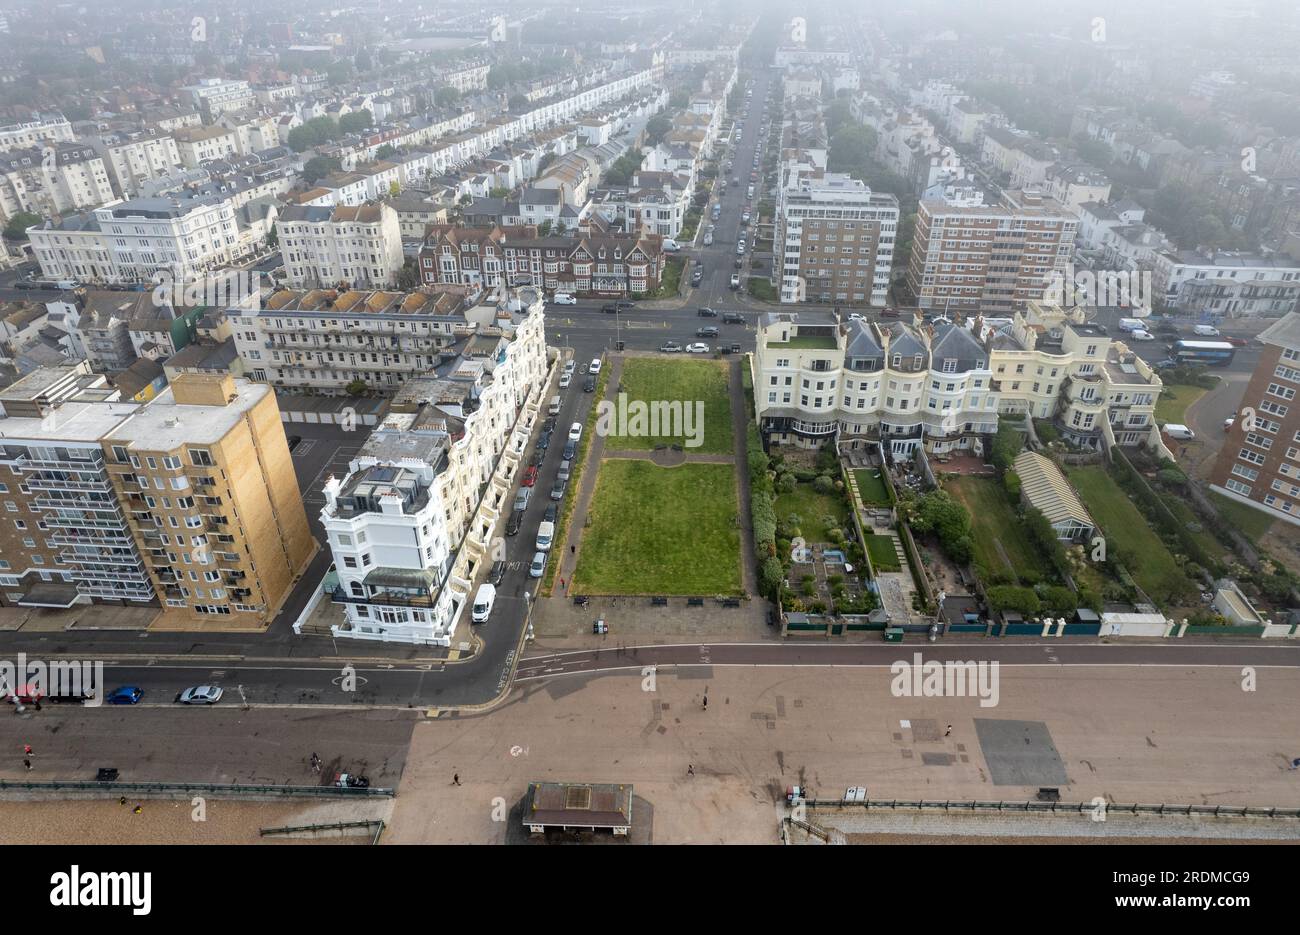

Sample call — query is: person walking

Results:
[452,773,461,786]
[687,764,695,777]
[571,545,576,554]
[944,724,952,737]
[23,744,32,757]
[702,694,708,711]
[22,759,31,771]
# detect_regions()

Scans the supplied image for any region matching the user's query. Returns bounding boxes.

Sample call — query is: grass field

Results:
[1208,491,1274,542]
[1068,465,1197,602]
[946,476,1051,582]
[604,357,733,455]
[775,481,849,540]
[572,460,742,596]
[854,468,892,505]
[1155,385,1208,425]
[865,534,901,572]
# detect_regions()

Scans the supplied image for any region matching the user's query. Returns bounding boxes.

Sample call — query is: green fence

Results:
[0,780,394,797]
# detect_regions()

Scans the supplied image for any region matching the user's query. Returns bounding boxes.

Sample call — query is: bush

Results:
[1003,470,1022,500]
[813,474,835,494]
[986,585,1042,615]
[777,472,797,493]
[760,556,784,597]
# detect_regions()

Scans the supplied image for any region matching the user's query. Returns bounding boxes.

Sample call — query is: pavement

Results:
[383,661,1300,843]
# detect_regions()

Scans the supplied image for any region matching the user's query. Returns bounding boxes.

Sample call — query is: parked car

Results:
[568,422,583,442]
[472,583,496,623]
[550,478,568,501]
[544,504,558,523]
[513,487,532,511]
[521,465,539,487]
[552,292,577,305]
[686,342,710,354]
[562,440,576,462]
[535,522,555,552]
[506,511,523,536]
[489,561,507,585]
[563,359,576,374]
[558,460,571,483]
[176,685,223,705]
[736,242,746,255]
[690,271,703,285]
[529,449,544,467]
[106,686,144,705]
[589,357,602,375]
[542,416,557,433]
[537,430,550,452]
[698,307,717,317]
[529,551,548,578]
[559,372,572,388]
[1162,423,1196,440]
[1224,416,1236,431]
[584,375,596,392]
[659,341,683,353]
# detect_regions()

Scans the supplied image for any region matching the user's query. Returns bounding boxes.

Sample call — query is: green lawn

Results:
[768,334,837,349]
[1068,465,1197,603]
[854,468,892,505]
[1162,494,1230,565]
[1208,491,1274,542]
[603,357,733,455]
[946,476,1051,582]
[865,534,901,572]
[747,277,776,301]
[775,481,849,540]
[573,460,741,595]
[1155,385,1208,424]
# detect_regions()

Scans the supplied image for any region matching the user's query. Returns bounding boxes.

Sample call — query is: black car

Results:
[530,449,544,467]
[601,303,619,313]
[583,375,596,392]
[489,561,507,585]
[697,326,719,338]
[550,479,568,501]
[698,307,717,317]
[537,430,551,451]
[542,416,557,433]
[544,504,558,523]
[506,512,523,536]
[563,440,576,461]
[616,301,634,312]
[722,312,745,324]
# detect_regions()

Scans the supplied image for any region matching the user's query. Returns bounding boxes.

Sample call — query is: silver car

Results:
[177,685,223,705]
[529,551,548,578]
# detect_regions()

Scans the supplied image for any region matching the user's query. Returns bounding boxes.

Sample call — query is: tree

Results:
[507,94,530,112]
[645,114,672,146]
[345,379,368,396]
[669,88,690,110]
[288,116,340,152]
[827,124,879,179]
[538,151,558,173]
[3,212,41,241]
[376,144,396,160]
[434,86,461,108]
[338,109,374,135]
[303,156,343,184]
[489,186,511,199]
[397,259,420,290]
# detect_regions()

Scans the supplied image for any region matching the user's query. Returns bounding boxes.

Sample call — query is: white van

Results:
[746,185,755,198]
[1163,423,1196,441]
[548,395,562,416]
[1193,324,1220,337]
[662,239,680,252]
[471,583,496,623]
[536,520,555,551]
[1117,318,1144,332]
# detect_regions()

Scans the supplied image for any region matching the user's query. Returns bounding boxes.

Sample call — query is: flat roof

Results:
[0,400,138,443]
[525,782,633,829]
[104,380,270,449]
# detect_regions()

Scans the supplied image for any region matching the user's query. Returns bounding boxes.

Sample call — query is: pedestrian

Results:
[119,796,127,806]
[687,764,695,776]
[945,724,952,737]
[452,773,461,786]
[702,694,708,711]
[22,744,32,756]
[22,759,31,771]
[571,545,576,554]
[133,804,143,815]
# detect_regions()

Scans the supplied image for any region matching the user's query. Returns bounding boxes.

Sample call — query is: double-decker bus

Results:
[1171,340,1236,366]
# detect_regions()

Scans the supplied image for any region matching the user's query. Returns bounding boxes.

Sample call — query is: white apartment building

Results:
[89,132,184,198]
[0,115,74,153]
[29,192,244,284]
[277,203,404,290]
[172,126,241,168]
[318,287,548,645]
[181,79,256,120]
[214,112,282,155]
[0,144,115,220]
[1152,251,1300,318]
[755,311,999,457]
[776,155,900,306]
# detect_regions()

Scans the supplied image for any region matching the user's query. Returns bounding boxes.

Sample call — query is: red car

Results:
[1224,336,1247,347]
[521,466,539,487]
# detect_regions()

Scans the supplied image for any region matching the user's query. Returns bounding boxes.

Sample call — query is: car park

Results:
[176,685,223,705]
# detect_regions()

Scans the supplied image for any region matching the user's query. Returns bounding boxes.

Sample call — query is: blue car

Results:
[105,686,144,705]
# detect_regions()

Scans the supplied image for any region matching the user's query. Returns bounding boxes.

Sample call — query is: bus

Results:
[1171,340,1235,366]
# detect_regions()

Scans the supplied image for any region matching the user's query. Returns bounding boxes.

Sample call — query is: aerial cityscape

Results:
[0,0,1296,875]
